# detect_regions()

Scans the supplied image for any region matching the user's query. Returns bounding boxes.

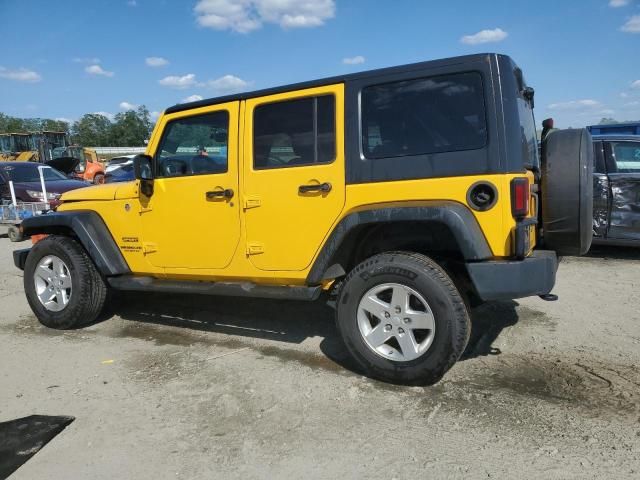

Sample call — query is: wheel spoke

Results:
[52,257,65,276]
[366,324,392,348]
[396,331,419,359]
[391,286,409,311]
[60,288,70,306]
[405,310,435,330]
[59,276,72,289]
[34,264,51,283]
[37,288,55,306]
[360,295,389,319]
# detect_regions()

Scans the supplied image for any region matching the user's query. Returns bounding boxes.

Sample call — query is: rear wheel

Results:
[336,251,470,385]
[93,173,105,185]
[24,235,108,329]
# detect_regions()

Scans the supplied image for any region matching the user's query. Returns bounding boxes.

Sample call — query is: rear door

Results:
[243,85,345,271]
[604,140,640,241]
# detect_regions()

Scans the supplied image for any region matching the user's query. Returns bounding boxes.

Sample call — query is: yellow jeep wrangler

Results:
[14,54,593,385]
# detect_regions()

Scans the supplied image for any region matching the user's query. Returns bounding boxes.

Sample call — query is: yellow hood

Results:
[61,181,139,202]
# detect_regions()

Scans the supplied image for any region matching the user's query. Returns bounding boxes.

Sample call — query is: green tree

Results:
[71,113,112,146]
[108,105,152,146]
[598,118,618,125]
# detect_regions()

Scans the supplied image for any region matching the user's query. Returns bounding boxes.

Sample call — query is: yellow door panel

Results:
[243,84,345,271]
[139,101,241,269]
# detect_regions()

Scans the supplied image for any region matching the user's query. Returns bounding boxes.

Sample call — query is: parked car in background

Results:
[51,146,105,184]
[105,155,135,183]
[0,162,89,209]
[588,122,640,137]
[592,135,640,246]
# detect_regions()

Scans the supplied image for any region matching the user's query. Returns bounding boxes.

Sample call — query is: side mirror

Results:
[133,154,154,197]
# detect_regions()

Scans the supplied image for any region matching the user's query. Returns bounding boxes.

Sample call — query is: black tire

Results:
[8,226,24,242]
[541,128,594,255]
[93,173,105,185]
[23,235,108,329]
[336,251,470,385]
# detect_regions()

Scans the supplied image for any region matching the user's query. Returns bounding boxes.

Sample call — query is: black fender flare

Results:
[19,210,130,276]
[306,201,493,285]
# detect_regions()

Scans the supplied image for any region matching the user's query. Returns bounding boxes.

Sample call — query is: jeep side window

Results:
[361,72,487,159]
[611,142,640,174]
[155,111,229,178]
[253,95,335,169]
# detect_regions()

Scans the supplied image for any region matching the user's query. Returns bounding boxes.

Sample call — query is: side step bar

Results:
[107,276,322,301]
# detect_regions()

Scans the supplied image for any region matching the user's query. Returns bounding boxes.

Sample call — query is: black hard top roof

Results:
[165,53,505,115]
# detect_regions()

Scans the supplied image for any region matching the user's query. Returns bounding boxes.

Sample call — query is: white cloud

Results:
[182,94,204,103]
[158,73,197,89]
[150,111,161,120]
[93,111,115,120]
[609,0,630,7]
[621,15,640,33]
[194,0,335,33]
[145,56,169,67]
[54,117,72,123]
[0,67,42,83]
[206,74,250,93]
[73,57,101,64]
[631,80,640,89]
[119,101,138,110]
[85,64,114,77]
[343,55,365,65]
[548,99,602,110]
[624,101,640,107]
[460,28,508,45]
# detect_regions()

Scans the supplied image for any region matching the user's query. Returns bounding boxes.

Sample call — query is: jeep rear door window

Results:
[253,95,335,169]
[611,142,640,173]
[155,111,229,178]
[361,72,487,159]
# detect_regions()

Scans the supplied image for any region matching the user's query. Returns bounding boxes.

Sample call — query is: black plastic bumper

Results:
[13,249,30,271]
[466,250,558,301]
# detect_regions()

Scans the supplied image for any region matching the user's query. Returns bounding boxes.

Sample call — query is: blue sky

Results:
[1,0,639,128]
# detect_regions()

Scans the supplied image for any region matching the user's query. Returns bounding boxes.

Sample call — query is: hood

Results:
[60,181,139,202]
[46,156,80,175]
[15,179,89,195]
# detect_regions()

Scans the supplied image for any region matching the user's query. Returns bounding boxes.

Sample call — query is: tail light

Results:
[511,178,530,218]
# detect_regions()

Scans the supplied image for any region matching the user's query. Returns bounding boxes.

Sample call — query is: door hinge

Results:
[244,196,261,209]
[143,242,157,254]
[246,243,264,255]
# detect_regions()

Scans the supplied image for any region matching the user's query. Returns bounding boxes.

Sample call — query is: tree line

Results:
[0,106,154,147]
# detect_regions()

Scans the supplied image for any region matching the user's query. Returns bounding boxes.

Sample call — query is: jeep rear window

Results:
[253,95,335,169]
[514,68,539,170]
[361,72,487,159]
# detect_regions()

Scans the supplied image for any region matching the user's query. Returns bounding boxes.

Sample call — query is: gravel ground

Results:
[1,235,639,479]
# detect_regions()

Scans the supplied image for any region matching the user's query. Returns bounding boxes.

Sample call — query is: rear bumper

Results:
[13,248,30,271]
[466,250,558,301]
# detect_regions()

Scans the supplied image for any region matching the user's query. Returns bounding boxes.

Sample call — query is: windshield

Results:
[0,164,68,182]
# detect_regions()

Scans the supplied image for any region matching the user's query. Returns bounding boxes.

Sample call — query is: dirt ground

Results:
[1,234,639,479]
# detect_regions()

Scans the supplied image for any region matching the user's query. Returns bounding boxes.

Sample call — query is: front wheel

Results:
[336,252,470,385]
[23,235,108,329]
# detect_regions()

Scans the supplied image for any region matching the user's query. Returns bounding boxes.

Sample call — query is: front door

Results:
[140,102,240,269]
[605,140,640,241]
[243,85,345,271]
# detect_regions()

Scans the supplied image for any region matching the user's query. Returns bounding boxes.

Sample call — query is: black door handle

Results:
[298,182,332,194]
[206,188,234,199]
